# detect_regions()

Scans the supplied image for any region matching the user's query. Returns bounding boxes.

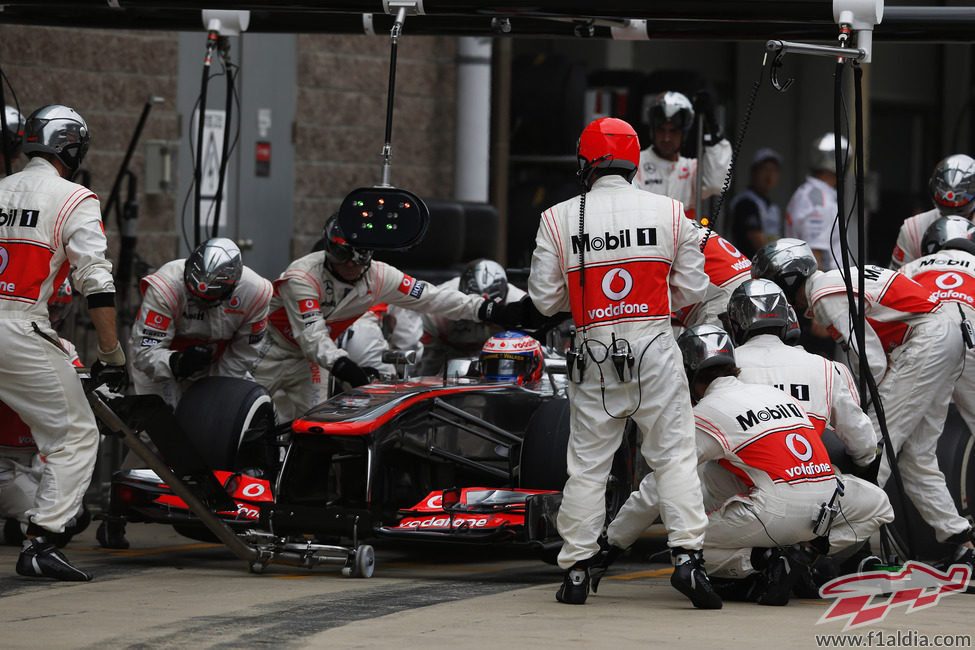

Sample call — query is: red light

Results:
[404,202,411,208]
[361,211,369,217]
[378,198,385,205]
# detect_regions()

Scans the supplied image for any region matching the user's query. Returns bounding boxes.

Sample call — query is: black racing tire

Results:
[459,202,500,261]
[519,399,571,491]
[174,377,275,471]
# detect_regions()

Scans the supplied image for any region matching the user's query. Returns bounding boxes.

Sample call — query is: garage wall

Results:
[292,33,458,256]
[0,26,182,271]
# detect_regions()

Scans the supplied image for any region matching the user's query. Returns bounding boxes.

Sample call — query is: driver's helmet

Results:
[48,279,74,329]
[479,331,544,385]
[184,237,242,305]
[459,259,508,302]
[3,105,24,155]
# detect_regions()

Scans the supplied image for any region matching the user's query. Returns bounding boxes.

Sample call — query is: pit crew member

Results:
[890,154,975,269]
[417,258,526,376]
[0,104,126,581]
[671,224,751,331]
[529,117,720,608]
[633,91,732,222]
[252,215,501,421]
[784,133,847,271]
[129,237,272,409]
[752,239,975,563]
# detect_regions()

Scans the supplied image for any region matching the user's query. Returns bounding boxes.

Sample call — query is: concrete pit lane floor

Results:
[0,525,973,649]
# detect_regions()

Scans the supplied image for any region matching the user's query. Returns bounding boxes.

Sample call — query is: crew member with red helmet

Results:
[128,237,272,409]
[528,116,720,608]
[891,154,975,270]
[752,238,975,566]
[0,104,126,581]
[252,215,504,421]
[633,91,732,222]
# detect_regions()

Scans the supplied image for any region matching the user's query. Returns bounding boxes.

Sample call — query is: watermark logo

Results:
[818,561,971,631]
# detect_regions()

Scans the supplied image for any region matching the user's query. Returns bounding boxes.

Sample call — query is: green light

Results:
[355,200,364,207]
[364,222,373,229]
[386,223,393,230]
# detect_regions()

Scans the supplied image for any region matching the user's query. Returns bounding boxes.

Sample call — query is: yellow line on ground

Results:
[607,568,674,581]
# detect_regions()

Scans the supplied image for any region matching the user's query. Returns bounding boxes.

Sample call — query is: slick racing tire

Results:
[175,377,275,471]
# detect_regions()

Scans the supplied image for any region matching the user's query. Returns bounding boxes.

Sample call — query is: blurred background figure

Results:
[728,148,783,259]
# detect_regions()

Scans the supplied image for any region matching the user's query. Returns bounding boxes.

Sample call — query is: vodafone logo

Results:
[936,272,964,290]
[228,295,241,309]
[241,483,265,498]
[718,237,742,258]
[786,432,814,461]
[0,246,7,274]
[426,494,442,509]
[601,268,633,301]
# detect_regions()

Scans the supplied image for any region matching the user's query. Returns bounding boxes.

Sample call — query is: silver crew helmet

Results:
[920,215,975,256]
[809,132,849,175]
[929,154,975,217]
[750,238,818,302]
[459,259,508,302]
[727,279,793,345]
[2,105,24,155]
[21,105,90,171]
[677,324,736,380]
[645,91,695,133]
[184,237,242,303]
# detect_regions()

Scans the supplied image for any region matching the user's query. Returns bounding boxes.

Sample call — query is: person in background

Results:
[632,90,732,223]
[728,148,783,259]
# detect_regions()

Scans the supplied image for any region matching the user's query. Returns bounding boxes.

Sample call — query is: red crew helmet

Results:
[577,117,640,188]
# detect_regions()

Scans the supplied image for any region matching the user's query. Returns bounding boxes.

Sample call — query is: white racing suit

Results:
[339,304,423,377]
[633,140,732,222]
[252,253,484,421]
[608,377,892,577]
[672,230,751,331]
[417,277,526,376]
[889,208,940,270]
[129,260,273,409]
[900,249,975,448]
[529,174,710,570]
[786,176,840,271]
[0,157,113,535]
[804,266,971,542]
[0,341,84,532]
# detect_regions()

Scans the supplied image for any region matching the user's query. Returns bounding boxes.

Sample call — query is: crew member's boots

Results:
[670,547,723,609]
[556,562,591,605]
[96,515,130,550]
[16,536,92,582]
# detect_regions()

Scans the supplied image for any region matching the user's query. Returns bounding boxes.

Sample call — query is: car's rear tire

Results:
[174,377,275,471]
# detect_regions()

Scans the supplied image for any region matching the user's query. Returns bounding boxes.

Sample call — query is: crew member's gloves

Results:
[331,356,372,388]
[478,298,523,330]
[169,344,213,379]
[92,341,129,392]
[850,445,883,485]
[692,90,722,143]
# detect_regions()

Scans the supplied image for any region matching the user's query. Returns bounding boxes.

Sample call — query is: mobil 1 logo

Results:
[571,227,656,254]
[0,208,40,228]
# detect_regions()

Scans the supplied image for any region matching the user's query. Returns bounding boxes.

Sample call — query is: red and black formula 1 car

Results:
[94,362,635,574]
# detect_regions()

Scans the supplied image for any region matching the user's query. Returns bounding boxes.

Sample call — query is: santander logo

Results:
[601,268,633,301]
